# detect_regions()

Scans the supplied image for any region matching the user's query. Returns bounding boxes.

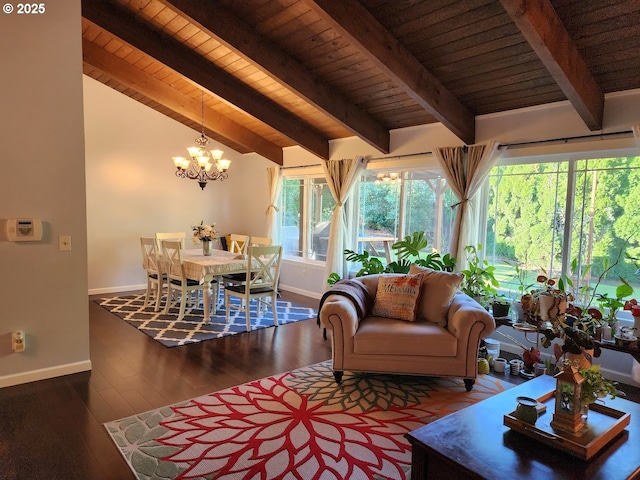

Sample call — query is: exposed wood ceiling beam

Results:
[82,40,283,164]
[160,0,390,155]
[304,0,475,145]
[499,0,604,130]
[81,0,329,160]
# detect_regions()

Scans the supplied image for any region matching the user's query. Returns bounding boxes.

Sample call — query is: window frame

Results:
[482,145,640,322]
[279,171,335,264]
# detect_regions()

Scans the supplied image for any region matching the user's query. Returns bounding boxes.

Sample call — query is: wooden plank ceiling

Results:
[81,0,640,164]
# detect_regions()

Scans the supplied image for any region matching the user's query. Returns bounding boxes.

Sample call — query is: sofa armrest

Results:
[446,293,495,340]
[319,294,360,336]
[319,294,360,371]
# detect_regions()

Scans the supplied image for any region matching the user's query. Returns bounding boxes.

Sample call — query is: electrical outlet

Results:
[59,235,72,251]
[12,331,25,352]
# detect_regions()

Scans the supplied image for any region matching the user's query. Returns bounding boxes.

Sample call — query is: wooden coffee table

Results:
[406,375,640,479]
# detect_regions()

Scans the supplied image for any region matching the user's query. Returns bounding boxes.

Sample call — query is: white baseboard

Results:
[89,284,145,295]
[90,283,321,300]
[0,360,92,388]
[279,284,322,300]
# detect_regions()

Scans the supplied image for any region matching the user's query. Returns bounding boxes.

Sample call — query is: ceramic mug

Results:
[493,357,507,373]
[509,359,524,375]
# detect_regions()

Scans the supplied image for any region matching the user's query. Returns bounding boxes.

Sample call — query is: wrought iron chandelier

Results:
[172,92,231,190]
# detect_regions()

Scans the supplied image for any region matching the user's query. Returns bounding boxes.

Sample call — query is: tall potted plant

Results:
[460,245,499,308]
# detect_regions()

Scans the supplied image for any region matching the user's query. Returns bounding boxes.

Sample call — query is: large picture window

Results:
[355,169,456,261]
[280,177,335,261]
[485,155,640,303]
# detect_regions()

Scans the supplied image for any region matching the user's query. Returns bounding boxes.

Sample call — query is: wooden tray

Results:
[504,390,630,460]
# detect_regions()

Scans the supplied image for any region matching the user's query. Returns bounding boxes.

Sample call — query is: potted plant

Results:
[459,245,499,308]
[579,364,618,418]
[328,231,456,285]
[614,325,638,349]
[624,298,640,333]
[596,280,634,335]
[508,261,534,321]
[521,273,568,329]
[491,294,511,318]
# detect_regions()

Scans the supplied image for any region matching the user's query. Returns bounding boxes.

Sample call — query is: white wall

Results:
[83,77,273,293]
[0,1,90,387]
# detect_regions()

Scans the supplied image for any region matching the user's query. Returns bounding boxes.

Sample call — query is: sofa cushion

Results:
[371,273,423,322]
[409,264,463,327]
[354,316,457,356]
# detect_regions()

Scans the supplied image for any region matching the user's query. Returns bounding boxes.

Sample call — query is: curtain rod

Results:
[279,150,433,170]
[500,129,633,148]
[280,130,634,169]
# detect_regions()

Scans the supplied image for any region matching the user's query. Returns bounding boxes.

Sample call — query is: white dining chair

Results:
[155,232,186,251]
[140,237,166,311]
[162,240,218,321]
[227,233,249,254]
[249,236,272,247]
[225,245,283,332]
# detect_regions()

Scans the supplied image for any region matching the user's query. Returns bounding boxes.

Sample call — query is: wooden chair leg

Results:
[225,291,231,323]
[245,293,251,332]
[271,292,278,328]
[177,290,187,321]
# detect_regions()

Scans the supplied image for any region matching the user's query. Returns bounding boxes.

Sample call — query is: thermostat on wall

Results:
[2,218,43,241]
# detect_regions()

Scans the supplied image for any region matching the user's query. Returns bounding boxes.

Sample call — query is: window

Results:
[279,167,455,265]
[485,155,640,304]
[356,169,456,260]
[280,177,335,261]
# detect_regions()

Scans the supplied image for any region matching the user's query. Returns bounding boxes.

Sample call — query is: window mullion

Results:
[562,159,577,277]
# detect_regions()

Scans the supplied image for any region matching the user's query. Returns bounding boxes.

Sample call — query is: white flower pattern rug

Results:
[96,290,317,347]
[105,361,513,480]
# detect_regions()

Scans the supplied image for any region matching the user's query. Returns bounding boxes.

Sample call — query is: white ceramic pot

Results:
[538,294,566,321]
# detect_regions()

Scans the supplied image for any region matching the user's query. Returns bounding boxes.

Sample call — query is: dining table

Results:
[180,248,247,321]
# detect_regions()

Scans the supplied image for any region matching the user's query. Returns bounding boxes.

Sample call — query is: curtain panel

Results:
[434,141,501,268]
[265,166,282,243]
[321,156,367,285]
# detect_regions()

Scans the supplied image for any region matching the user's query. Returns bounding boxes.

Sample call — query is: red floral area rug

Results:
[104,362,513,480]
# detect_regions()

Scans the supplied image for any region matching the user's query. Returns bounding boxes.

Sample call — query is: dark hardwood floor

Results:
[1,291,638,480]
[0,290,330,480]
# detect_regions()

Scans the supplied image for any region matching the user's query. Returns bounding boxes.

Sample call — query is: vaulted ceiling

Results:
[81,0,640,165]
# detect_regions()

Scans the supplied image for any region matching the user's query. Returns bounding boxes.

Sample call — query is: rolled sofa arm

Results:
[319,295,361,370]
[447,292,496,340]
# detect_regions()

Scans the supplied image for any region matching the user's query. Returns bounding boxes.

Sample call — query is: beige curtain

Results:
[322,156,367,283]
[433,141,501,266]
[265,167,282,243]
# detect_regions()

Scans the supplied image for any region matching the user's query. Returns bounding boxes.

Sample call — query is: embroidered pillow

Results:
[371,274,423,322]
[409,264,463,326]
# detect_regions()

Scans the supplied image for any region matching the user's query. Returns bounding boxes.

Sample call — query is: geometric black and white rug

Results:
[96,292,318,348]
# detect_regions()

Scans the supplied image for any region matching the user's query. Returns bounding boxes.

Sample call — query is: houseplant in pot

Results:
[596,279,634,336]
[508,261,534,321]
[624,298,640,333]
[491,294,511,318]
[460,244,499,309]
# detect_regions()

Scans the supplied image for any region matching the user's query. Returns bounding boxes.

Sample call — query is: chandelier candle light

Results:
[172,92,231,190]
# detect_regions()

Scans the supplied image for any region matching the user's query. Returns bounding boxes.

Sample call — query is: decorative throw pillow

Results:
[371,274,424,322]
[409,264,463,326]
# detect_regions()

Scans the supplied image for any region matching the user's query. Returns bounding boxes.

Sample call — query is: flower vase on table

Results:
[202,240,212,256]
[192,220,217,256]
